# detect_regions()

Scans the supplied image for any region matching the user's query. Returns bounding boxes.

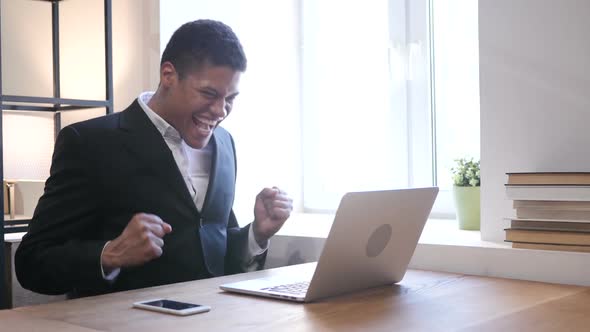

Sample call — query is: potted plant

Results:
[451,158,481,230]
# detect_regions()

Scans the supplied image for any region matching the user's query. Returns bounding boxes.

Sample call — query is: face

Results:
[157,62,241,149]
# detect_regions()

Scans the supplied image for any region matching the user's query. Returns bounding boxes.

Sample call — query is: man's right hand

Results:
[101,213,172,273]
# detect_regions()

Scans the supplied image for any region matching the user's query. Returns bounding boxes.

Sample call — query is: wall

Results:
[2,0,160,180]
[0,0,161,111]
[480,0,590,241]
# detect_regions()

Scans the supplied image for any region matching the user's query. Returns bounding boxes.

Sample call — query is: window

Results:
[301,0,402,211]
[430,0,481,217]
[301,0,480,216]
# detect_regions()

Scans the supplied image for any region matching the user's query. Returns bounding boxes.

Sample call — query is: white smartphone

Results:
[132,299,211,316]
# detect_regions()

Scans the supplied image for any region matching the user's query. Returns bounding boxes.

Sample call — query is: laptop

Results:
[220,187,439,302]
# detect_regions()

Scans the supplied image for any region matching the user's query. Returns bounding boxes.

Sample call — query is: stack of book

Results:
[504,172,590,253]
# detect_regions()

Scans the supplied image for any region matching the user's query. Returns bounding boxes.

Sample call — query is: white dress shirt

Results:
[100,92,267,280]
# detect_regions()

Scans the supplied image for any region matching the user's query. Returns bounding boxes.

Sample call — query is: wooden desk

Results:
[2,263,590,331]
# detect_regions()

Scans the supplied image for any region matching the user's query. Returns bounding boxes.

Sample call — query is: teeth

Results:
[197,122,211,130]
[194,117,215,130]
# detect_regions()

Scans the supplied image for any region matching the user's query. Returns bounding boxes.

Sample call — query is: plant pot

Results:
[452,185,480,230]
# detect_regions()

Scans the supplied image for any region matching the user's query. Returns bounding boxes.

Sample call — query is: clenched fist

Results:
[101,213,172,273]
[252,187,293,247]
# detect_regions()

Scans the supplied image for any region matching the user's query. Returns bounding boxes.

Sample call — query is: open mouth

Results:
[193,116,217,134]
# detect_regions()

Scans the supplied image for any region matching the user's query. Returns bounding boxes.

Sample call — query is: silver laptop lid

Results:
[305,187,438,301]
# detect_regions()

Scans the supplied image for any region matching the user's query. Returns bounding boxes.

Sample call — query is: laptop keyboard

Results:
[261,281,310,295]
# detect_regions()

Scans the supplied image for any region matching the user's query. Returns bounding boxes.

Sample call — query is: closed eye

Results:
[226,93,239,105]
[200,90,217,100]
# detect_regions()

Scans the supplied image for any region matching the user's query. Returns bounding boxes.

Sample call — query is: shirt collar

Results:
[138,91,182,143]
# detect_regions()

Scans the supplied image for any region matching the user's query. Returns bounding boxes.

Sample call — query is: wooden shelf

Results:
[3,216,30,234]
[3,215,30,221]
[1,95,112,112]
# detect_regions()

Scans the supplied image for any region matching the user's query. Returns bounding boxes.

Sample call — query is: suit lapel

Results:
[201,134,219,215]
[200,128,235,220]
[118,101,198,214]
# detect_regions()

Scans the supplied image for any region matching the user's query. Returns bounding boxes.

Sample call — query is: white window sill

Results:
[271,213,590,286]
[417,218,508,248]
[276,212,508,248]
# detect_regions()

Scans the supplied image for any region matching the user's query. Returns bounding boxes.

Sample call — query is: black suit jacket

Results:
[15,100,261,297]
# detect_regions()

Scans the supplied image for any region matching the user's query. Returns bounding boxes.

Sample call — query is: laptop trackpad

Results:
[222,276,308,292]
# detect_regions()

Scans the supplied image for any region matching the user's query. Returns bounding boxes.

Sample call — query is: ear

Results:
[159,61,178,88]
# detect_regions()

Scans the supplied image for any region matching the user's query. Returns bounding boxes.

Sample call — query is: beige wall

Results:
[2,0,160,180]
[2,0,160,110]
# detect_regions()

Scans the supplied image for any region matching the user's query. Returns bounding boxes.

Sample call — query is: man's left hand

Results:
[253,187,293,247]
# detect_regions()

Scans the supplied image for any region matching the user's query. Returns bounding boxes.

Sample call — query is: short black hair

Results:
[160,19,247,78]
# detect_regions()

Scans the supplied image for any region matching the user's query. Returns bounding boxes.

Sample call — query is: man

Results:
[15,20,293,297]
